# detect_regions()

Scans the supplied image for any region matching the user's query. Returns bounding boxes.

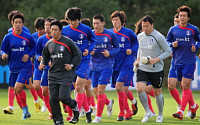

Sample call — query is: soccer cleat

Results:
[156,115,163,123]
[35,102,41,113]
[46,114,53,120]
[41,102,47,113]
[92,117,101,123]
[66,116,72,121]
[117,113,124,121]
[3,107,13,114]
[131,99,138,115]
[172,111,183,120]
[22,106,31,119]
[69,105,79,124]
[141,112,154,122]
[125,112,133,120]
[107,99,114,117]
[54,121,64,125]
[191,104,199,119]
[86,108,93,123]
[92,105,97,115]
[185,110,191,117]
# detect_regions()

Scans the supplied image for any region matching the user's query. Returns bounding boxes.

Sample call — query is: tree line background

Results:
[1,0,200,87]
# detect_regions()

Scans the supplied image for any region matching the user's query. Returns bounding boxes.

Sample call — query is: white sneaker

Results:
[156,115,163,123]
[107,99,114,117]
[79,107,85,117]
[92,105,97,115]
[185,110,191,117]
[92,117,101,123]
[141,112,154,123]
[152,113,156,117]
[41,102,47,113]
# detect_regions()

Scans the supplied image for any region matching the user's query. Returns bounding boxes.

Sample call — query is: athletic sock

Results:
[148,89,155,97]
[87,96,92,106]
[36,87,43,100]
[29,88,38,102]
[138,91,151,113]
[43,95,52,113]
[117,91,125,114]
[67,105,73,117]
[76,93,84,111]
[82,93,90,112]
[105,95,110,105]
[127,90,134,101]
[17,89,27,107]
[156,94,164,116]
[124,92,131,113]
[91,96,96,107]
[147,93,155,113]
[188,89,195,107]
[169,88,181,105]
[97,94,106,117]
[8,88,15,107]
[180,89,190,111]
[16,94,23,109]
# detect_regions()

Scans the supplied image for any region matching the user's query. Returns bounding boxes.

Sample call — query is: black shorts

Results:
[136,69,164,88]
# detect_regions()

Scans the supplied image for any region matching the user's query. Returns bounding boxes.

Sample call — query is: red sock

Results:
[29,88,38,101]
[15,94,23,109]
[148,89,155,97]
[124,92,131,113]
[87,96,92,106]
[43,95,52,113]
[118,91,125,114]
[17,90,27,107]
[180,89,190,111]
[105,95,110,105]
[67,105,73,117]
[188,89,195,107]
[82,93,89,112]
[76,93,84,111]
[8,88,15,107]
[127,90,134,101]
[147,93,155,113]
[36,87,43,100]
[91,96,96,107]
[97,94,106,117]
[169,89,181,105]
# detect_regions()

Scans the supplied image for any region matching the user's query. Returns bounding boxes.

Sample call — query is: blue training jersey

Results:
[32,32,41,44]
[8,26,31,34]
[35,34,52,69]
[166,23,200,65]
[61,23,96,62]
[1,31,36,72]
[90,28,120,71]
[110,27,138,71]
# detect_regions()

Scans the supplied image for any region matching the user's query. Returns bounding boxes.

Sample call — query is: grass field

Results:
[0,88,200,125]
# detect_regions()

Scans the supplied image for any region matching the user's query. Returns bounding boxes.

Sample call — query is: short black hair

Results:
[50,20,63,31]
[45,16,56,23]
[177,5,192,18]
[34,17,45,29]
[65,7,82,20]
[60,19,69,26]
[12,13,25,23]
[135,19,142,35]
[110,11,126,26]
[93,14,105,22]
[8,10,23,23]
[141,15,154,25]
[80,18,91,27]
[174,13,178,19]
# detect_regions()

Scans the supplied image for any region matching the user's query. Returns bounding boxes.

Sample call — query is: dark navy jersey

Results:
[90,28,120,71]
[8,26,31,34]
[61,23,96,61]
[1,31,36,72]
[110,27,138,71]
[166,23,200,65]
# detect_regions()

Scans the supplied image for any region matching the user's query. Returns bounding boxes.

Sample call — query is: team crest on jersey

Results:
[79,34,84,39]
[103,37,108,42]
[22,40,26,46]
[121,37,125,42]
[60,46,64,51]
[150,39,154,43]
[186,30,190,36]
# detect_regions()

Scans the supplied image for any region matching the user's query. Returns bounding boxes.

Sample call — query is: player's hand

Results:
[65,64,72,71]
[133,61,139,67]
[22,54,29,62]
[199,54,200,59]
[149,57,160,65]
[172,41,178,47]
[38,64,45,70]
[90,49,96,55]
[191,44,196,52]
[101,49,110,57]
[48,61,52,67]
[83,49,89,56]
[126,49,132,55]
[2,53,8,60]
[38,56,42,62]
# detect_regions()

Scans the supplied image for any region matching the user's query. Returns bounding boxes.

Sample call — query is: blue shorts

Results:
[168,61,177,78]
[175,63,195,81]
[76,62,89,79]
[41,68,48,86]
[90,69,112,88]
[33,69,43,81]
[9,68,32,87]
[111,68,134,88]
[71,83,75,91]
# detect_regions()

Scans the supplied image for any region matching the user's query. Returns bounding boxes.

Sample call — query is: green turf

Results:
[0,88,199,125]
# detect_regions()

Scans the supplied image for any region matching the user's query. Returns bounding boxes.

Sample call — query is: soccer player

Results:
[166,6,199,120]
[135,15,171,123]
[1,13,36,119]
[91,14,120,123]
[36,17,56,119]
[39,20,81,125]
[62,7,95,123]
[110,11,138,121]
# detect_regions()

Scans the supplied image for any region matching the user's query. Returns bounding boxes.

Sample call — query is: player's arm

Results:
[87,29,96,53]
[69,40,82,67]
[166,27,177,47]
[108,33,120,56]
[27,36,36,59]
[1,35,9,60]
[40,42,50,70]
[35,38,43,62]
[129,31,138,55]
